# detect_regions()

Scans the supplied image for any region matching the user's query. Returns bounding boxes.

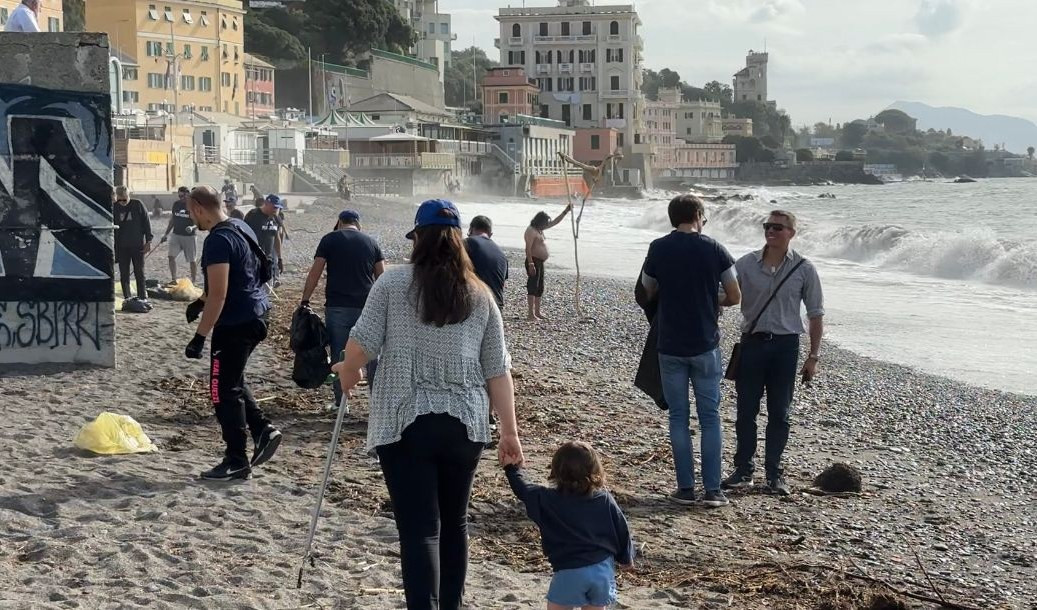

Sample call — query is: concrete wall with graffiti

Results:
[0,34,115,367]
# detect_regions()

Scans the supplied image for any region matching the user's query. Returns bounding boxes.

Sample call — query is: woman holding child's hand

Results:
[333,199,520,610]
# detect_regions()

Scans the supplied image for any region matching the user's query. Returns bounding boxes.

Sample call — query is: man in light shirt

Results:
[5,0,42,32]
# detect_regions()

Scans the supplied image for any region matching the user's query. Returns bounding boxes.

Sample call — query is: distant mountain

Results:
[888,101,1037,154]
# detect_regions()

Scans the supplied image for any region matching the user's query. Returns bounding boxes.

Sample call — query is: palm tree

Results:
[1028,146,1035,160]
[778,114,792,148]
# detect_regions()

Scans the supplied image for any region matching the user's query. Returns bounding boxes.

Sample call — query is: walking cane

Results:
[297,393,349,588]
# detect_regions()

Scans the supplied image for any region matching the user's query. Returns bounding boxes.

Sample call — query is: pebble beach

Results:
[1,194,1034,609]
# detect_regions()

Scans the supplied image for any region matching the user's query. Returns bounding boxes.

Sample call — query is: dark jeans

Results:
[325,306,378,404]
[734,334,800,479]
[117,246,147,300]
[210,317,272,465]
[376,414,484,610]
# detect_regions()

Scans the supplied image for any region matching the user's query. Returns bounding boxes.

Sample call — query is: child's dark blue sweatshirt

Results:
[505,465,634,572]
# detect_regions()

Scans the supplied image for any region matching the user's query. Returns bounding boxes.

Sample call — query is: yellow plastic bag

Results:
[167,278,203,301]
[74,412,158,455]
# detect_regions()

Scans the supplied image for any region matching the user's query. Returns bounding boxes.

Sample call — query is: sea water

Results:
[457,178,1037,396]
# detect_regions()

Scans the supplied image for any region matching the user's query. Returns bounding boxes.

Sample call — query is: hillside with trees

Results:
[444,47,498,111]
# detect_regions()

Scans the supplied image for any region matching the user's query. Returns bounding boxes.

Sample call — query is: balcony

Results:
[605,118,627,129]
[575,34,596,42]
[510,36,523,45]
[559,63,573,73]
[607,34,622,42]
[536,64,551,74]
[579,63,594,73]
[602,89,631,99]
[494,38,500,49]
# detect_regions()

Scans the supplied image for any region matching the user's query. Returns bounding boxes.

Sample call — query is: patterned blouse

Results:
[350,265,512,452]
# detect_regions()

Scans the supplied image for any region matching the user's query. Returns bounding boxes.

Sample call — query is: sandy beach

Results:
[1,194,1034,609]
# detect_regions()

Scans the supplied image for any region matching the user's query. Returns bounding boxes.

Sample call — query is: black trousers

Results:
[117,246,147,300]
[210,317,271,465]
[734,334,800,479]
[376,414,484,610]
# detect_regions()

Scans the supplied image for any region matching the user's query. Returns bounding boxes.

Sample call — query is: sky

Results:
[441,0,1037,127]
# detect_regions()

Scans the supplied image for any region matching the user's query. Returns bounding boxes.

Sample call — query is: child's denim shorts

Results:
[547,557,617,607]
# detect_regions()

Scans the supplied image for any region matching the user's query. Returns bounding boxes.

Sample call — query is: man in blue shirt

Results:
[183,185,281,481]
[464,215,509,309]
[300,209,385,408]
[642,195,741,508]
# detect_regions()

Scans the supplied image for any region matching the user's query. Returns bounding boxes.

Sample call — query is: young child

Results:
[504,441,634,610]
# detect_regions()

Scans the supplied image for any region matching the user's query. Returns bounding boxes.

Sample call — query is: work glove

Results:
[186,299,205,323]
[185,333,206,359]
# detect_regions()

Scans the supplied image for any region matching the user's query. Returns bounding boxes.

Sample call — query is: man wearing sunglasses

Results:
[723,210,825,497]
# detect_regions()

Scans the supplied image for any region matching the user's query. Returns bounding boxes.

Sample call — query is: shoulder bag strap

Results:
[746,258,807,335]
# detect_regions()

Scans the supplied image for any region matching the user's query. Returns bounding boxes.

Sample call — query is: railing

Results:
[436,140,492,155]
[602,89,631,99]
[536,64,551,74]
[420,152,455,170]
[490,144,521,175]
[350,153,456,170]
[579,63,594,73]
[559,63,573,73]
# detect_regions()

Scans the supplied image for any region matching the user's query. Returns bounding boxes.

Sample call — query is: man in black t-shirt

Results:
[465,215,509,310]
[244,194,285,284]
[160,186,198,284]
[113,186,153,301]
[183,185,280,481]
[641,195,741,509]
[301,209,385,407]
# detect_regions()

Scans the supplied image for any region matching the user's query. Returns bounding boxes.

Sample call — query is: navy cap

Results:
[406,199,461,240]
[339,209,361,224]
[264,194,284,209]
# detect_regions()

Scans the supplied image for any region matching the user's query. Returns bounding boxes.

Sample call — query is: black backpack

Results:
[215,220,274,285]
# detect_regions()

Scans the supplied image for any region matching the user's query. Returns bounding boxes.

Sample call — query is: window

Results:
[165,42,174,56]
[591,135,601,150]
[232,16,238,30]
[181,75,195,90]
[578,77,596,91]
[234,46,240,62]
[556,50,562,63]
[428,22,436,33]
[611,76,620,90]
[561,22,570,36]
[221,14,227,29]
[147,73,164,89]
[440,22,449,35]
[122,91,139,103]
[221,72,231,87]
[182,8,192,24]
[606,48,624,63]
[183,44,192,59]
[164,6,173,22]
[536,78,552,92]
[48,17,60,31]
[539,104,549,119]
[618,133,624,147]
[583,104,592,120]
[558,77,574,92]
[200,11,209,26]
[512,23,521,38]
[499,92,509,104]
[579,49,596,64]
[539,22,548,36]
[687,127,692,134]
[610,21,620,36]
[200,77,213,91]
[1,7,10,25]
[122,67,138,80]
[582,21,591,35]
[201,46,209,61]
[145,41,162,56]
[147,4,158,20]
[222,44,228,60]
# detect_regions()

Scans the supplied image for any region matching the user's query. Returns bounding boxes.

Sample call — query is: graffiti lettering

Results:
[0,301,104,352]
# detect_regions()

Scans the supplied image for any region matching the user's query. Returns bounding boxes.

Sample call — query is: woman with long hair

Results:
[333,199,523,610]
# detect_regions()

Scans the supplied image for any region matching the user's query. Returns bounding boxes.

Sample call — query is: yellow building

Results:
[87,0,247,116]
[0,0,63,32]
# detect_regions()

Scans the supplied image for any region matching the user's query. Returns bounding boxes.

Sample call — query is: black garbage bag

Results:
[633,268,667,410]
[121,297,153,314]
[290,305,331,389]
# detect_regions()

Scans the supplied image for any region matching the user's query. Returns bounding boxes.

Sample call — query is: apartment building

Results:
[495,0,651,184]
[0,0,62,31]
[244,53,275,119]
[393,0,454,83]
[87,0,248,115]
[647,88,737,181]
[480,66,539,124]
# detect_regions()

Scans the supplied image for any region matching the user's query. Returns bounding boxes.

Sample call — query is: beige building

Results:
[0,0,63,31]
[734,50,769,104]
[87,0,248,115]
[646,88,737,181]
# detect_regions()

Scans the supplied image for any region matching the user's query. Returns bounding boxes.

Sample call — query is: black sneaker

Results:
[251,426,282,468]
[721,471,754,490]
[668,488,698,506]
[201,458,251,481]
[701,490,730,508]
[767,476,792,496]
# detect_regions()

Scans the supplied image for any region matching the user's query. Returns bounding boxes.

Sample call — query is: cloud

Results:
[915,0,970,37]
[702,0,805,24]
[749,0,806,23]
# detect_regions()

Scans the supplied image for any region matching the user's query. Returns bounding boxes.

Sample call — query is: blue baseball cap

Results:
[406,199,461,240]
[264,194,284,209]
[338,209,361,224]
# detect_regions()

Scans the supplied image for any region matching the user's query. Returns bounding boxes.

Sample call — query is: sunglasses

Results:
[763,223,789,232]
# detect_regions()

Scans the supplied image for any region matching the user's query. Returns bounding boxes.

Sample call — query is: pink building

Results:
[573,128,619,165]
[480,66,539,124]
[244,53,276,119]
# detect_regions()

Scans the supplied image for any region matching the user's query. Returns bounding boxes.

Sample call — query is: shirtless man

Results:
[523,204,573,321]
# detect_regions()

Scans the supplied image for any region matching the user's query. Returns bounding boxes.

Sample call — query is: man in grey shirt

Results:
[722,210,824,497]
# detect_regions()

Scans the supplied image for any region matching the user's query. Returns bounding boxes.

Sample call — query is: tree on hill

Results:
[841,121,868,148]
[641,69,707,102]
[795,148,814,162]
[874,109,916,133]
[444,47,497,111]
[702,80,733,108]
[835,150,855,162]
[1028,146,1035,159]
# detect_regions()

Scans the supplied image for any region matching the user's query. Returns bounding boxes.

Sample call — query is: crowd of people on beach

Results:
[113,182,825,609]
